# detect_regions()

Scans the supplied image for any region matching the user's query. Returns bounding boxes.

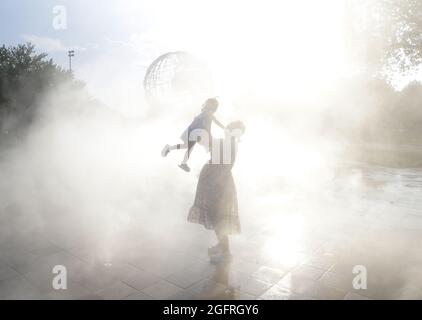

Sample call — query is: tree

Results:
[344,0,422,79]
[392,81,422,141]
[0,43,84,137]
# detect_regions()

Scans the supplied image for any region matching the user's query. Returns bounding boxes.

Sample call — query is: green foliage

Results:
[345,0,422,78]
[393,81,422,132]
[0,42,84,137]
[324,77,422,144]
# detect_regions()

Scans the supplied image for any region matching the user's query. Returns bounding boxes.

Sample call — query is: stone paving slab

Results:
[0,164,422,299]
[0,275,42,300]
[142,280,184,299]
[95,281,138,300]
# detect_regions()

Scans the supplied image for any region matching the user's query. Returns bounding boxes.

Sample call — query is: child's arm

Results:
[212,116,225,129]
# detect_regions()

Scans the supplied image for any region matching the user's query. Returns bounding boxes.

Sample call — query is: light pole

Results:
[68,50,75,72]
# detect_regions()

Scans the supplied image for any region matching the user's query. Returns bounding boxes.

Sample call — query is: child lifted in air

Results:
[161,97,225,172]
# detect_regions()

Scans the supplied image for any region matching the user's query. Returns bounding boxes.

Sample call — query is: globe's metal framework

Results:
[143,51,213,107]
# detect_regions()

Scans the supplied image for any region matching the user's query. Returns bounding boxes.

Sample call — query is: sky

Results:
[0,0,359,114]
[2,0,422,115]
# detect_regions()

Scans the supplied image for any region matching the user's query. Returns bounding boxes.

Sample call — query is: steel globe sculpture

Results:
[143,51,214,107]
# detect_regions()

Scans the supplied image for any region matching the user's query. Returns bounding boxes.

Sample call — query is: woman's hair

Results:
[226,121,246,137]
[201,97,219,112]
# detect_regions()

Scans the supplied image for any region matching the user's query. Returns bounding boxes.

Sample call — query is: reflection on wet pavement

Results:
[0,163,422,299]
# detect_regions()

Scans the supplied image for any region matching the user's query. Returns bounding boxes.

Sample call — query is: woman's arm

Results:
[212,116,225,129]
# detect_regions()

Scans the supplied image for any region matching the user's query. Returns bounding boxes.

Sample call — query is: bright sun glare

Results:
[204,0,348,98]
[125,0,348,99]
[263,214,305,267]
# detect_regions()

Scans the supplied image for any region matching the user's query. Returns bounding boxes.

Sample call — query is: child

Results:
[161,97,225,172]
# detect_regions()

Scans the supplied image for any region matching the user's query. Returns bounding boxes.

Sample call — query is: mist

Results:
[2,71,421,299]
[1,0,422,300]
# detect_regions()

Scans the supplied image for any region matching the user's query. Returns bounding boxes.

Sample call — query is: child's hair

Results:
[201,97,219,112]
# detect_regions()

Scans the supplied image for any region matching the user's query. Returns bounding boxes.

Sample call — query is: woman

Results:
[188,121,245,261]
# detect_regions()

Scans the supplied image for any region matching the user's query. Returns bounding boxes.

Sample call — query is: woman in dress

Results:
[188,121,245,261]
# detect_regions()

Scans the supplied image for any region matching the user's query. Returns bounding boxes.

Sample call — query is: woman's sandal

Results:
[210,253,232,264]
[208,244,222,256]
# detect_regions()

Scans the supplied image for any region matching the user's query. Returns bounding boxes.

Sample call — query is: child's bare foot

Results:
[178,163,190,172]
[161,144,170,157]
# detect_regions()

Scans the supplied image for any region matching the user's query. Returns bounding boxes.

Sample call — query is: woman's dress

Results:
[187,137,240,235]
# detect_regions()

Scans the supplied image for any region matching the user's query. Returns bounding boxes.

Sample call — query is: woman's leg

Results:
[215,229,230,255]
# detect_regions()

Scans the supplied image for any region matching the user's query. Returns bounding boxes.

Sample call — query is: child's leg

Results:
[181,141,196,165]
[162,143,188,157]
[181,149,190,165]
[169,143,188,151]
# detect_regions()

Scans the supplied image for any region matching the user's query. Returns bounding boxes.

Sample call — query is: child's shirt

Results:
[180,111,217,146]
[188,111,214,135]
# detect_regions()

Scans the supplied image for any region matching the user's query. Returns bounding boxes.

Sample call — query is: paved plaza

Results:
[0,162,422,300]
